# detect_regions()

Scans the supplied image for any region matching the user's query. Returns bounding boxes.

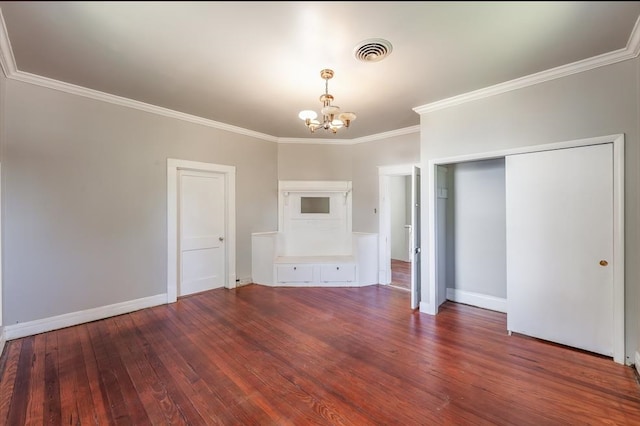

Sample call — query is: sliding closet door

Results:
[506,143,613,356]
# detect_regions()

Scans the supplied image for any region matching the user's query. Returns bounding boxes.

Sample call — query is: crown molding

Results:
[276,136,353,145]
[350,125,420,144]
[0,10,16,77]
[2,8,638,142]
[629,13,640,57]
[10,70,280,142]
[0,10,281,142]
[0,8,414,146]
[277,126,420,145]
[414,16,640,115]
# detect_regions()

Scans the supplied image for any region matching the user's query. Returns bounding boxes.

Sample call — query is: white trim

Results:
[612,136,625,364]
[236,277,253,287]
[277,126,421,145]
[4,294,167,340]
[167,159,236,303]
[276,137,352,145]
[16,71,278,142]
[426,134,625,364]
[1,9,639,143]
[351,126,421,144]
[0,9,277,142]
[0,162,2,334]
[0,10,15,77]
[414,17,640,114]
[446,288,507,313]
[378,165,415,284]
[0,10,415,145]
[635,351,640,376]
[428,134,623,165]
[628,14,640,58]
[278,180,352,192]
[425,160,438,315]
[8,68,418,146]
[0,327,5,357]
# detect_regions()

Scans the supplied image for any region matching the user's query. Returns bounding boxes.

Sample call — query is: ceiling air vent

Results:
[354,38,393,62]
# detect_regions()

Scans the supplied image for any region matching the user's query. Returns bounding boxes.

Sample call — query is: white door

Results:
[411,166,422,309]
[506,143,613,356]
[179,170,226,296]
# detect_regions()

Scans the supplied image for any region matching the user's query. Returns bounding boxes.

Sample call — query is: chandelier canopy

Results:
[298,69,356,134]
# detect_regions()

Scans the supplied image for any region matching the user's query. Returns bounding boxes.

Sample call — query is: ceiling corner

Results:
[627,15,640,57]
[0,8,16,77]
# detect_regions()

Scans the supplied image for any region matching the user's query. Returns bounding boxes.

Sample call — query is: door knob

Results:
[599,260,608,266]
[219,237,224,242]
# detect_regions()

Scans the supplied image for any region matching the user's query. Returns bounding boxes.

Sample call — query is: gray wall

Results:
[420,58,640,364]
[2,79,278,324]
[277,143,353,181]
[449,159,506,299]
[351,134,420,233]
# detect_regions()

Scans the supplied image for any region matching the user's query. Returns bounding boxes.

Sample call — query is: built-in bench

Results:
[252,233,377,287]
[251,181,378,287]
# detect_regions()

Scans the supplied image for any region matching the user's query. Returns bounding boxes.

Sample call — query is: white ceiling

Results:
[1,1,639,140]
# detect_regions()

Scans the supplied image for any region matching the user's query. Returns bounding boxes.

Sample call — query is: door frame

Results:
[426,134,624,364]
[167,159,236,303]
[379,164,421,303]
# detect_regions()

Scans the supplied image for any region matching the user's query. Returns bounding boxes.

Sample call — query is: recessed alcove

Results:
[252,181,378,286]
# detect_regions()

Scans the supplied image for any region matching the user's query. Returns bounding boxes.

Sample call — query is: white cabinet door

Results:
[276,265,313,283]
[179,170,226,296]
[320,264,356,282]
[506,144,613,356]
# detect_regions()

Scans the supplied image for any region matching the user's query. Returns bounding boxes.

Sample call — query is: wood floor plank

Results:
[43,331,62,425]
[1,284,638,425]
[155,301,286,425]
[185,295,363,425]
[67,326,101,425]
[25,335,46,426]
[111,314,185,425]
[391,259,411,290]
[7,337,34,426]
[0,340,23,425]
[58,326,86,425]
[87,318,148,424]
[76,324,112,424]
[131,308,219,424]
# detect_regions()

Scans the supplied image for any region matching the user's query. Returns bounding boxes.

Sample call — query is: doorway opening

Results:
[379,164,421,309]
[167,159,236,303]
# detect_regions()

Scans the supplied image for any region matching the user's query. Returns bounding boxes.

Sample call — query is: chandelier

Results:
[298,69,356,134]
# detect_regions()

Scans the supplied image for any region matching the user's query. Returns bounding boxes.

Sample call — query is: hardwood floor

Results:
[1,285,639,425]
[391,259,410,290]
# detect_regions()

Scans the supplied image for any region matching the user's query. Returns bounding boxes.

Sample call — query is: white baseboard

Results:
[236,277,253,287]
[0,326,5,357]
[4,293,167,341]
[419,301,435,315]
[446,288,507,313]
[635,351,640,376]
